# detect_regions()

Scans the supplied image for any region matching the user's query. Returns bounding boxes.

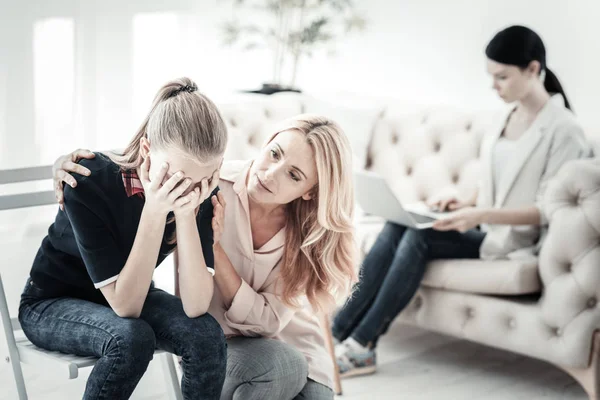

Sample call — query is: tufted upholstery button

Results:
[588,297,597,308]
[569,195,579,207]
[507,318,516,329]
[465,122,472,131]
[391,132,399,144]
[551,327,562,337]
[406,166,413,176]
[433,141,441,152]
[365,153,373,169]
[565,263,572,273]
[414,296,422,309]
[465,307,475,319]
[247,135,255,146]
[451,173,460,184]
[229,118,237,127]
[264,108,271,118]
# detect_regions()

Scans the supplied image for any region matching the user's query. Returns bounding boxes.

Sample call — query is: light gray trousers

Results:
[220,337,334,400]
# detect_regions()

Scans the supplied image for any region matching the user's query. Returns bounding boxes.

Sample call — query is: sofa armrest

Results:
[539,159,600,331]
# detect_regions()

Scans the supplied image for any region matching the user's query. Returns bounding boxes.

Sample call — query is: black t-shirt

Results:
[29,152,215,305]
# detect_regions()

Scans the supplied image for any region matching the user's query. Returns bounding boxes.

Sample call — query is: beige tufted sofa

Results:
[216,92,600,398]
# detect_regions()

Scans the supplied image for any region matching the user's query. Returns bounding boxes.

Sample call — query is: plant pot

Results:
[241,83,302,95]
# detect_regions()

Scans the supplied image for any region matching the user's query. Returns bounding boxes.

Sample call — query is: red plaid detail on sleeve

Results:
[122,170,145,198]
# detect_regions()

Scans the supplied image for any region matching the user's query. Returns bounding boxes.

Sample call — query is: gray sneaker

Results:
[337,344,377,378]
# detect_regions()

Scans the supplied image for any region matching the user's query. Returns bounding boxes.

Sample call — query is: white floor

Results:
[0,320,586,400]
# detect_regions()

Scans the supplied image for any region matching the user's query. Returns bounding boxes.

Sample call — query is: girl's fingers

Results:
[140,156,151,185]
[174,187,199,208]
[160,170,185,194]
[168,178,192,202]
[210,170,220,190]
[200,178,209,196]
[151,161,172,191]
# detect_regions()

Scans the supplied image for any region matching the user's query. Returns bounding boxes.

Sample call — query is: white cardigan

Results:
[477,99,593,260]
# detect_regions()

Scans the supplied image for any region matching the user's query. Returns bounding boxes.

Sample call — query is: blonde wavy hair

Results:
[266,114,358,313]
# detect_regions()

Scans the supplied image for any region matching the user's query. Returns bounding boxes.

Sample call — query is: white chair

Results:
[0,165,183,400]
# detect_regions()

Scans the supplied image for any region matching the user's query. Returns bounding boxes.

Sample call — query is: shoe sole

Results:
[340,365,377,379]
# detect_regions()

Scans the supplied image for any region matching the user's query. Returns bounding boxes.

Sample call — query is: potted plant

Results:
[222,0,366,94]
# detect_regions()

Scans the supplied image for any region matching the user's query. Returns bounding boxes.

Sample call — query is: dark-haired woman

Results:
[332,25,593,378]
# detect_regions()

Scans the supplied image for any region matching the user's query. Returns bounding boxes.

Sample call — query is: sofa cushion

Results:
[422,258,541,295]
[356,218,542,295]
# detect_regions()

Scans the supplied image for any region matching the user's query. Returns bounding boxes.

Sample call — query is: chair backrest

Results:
[0,164,55,333]
[0,165,55,211]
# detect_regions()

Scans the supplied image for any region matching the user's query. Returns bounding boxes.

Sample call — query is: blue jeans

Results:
[332,223,486,348]
[19,279,227,400]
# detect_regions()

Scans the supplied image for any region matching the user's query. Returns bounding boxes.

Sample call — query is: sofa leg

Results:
[562,330,600,400]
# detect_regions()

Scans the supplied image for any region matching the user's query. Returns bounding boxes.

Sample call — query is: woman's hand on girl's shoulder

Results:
[53,149,95,210]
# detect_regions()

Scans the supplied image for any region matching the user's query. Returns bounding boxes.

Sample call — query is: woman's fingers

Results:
[432,217,455,231]
[70,148,95,162]
[61,160,91,177]
[56,169,78,188]
[448,201,461,211]
[217,191,226,208]
[54,179,64,204]
[439,198,457,212]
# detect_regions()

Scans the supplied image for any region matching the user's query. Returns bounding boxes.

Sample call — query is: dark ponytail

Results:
[544,67,571,110]
[485,25,573,111]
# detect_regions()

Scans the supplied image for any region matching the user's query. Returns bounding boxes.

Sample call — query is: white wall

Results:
[1,0,599,170]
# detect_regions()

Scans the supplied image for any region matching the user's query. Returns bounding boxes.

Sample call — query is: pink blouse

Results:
[207,160,334,388]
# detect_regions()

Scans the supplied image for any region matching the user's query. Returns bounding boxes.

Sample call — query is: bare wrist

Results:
[174,209,196,220]
[478,208,490,224]
[141,205,168,222]
[213,242,224,254]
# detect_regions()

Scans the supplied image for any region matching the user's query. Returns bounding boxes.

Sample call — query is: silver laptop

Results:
[354,170,447,229]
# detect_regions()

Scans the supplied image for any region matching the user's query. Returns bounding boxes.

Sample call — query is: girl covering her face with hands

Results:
[19,77,228,400]
[55,114,358,400]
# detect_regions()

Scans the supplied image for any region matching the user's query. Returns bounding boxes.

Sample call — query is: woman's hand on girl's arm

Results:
[53,149,95,210]
[211,191,226,245]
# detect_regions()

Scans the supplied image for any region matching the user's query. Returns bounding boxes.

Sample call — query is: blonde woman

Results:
[21,78,228,399]
[54,115,358,399]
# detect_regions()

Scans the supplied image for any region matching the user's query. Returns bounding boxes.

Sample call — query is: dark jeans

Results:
[332,222,486,348]
[19,279,227,400]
